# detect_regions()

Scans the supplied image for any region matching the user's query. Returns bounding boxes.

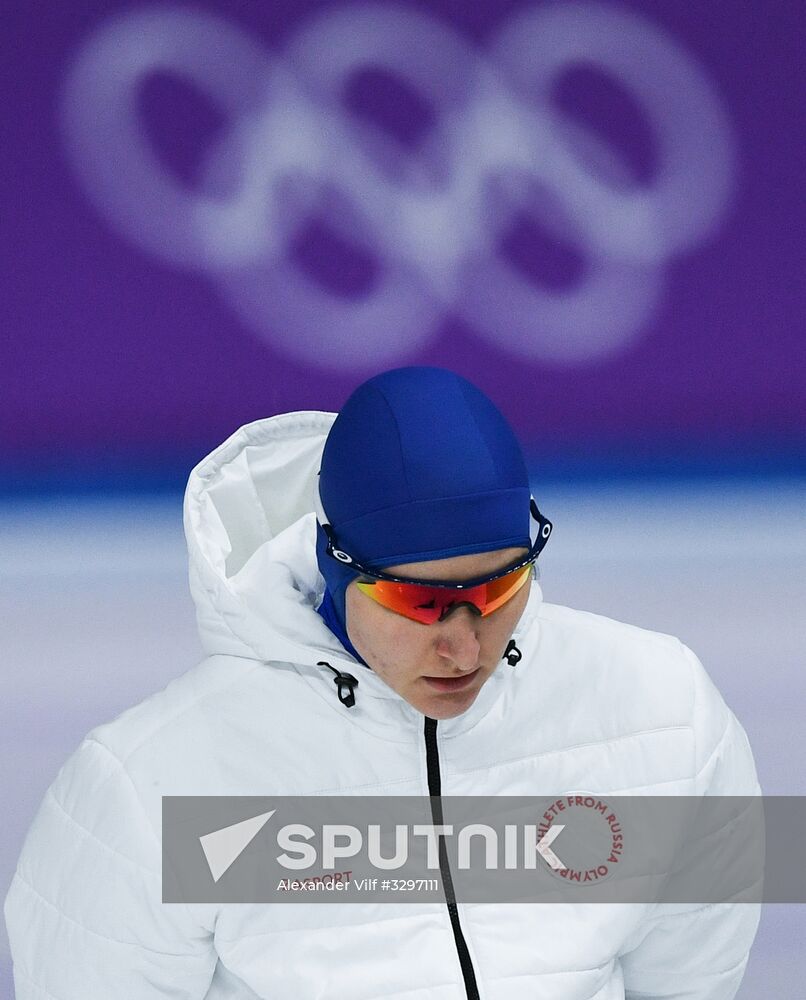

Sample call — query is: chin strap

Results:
[503,640,522,666]
[318,661,359,708]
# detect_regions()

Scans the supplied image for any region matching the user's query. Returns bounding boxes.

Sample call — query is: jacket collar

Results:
[266,513,543,740]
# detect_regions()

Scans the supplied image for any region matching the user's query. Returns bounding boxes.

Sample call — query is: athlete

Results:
[5,367,760,998]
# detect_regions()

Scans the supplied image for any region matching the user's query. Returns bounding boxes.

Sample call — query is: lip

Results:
[422,668,481,693]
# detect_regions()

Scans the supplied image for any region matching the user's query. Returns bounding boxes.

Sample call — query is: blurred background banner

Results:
[3,0,804,491]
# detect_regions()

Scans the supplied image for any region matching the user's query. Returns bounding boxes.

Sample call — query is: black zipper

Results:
[424,717,481,1000]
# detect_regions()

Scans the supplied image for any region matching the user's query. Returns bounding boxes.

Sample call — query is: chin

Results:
[420,689,479,720]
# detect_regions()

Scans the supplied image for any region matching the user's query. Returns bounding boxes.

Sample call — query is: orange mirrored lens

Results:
[355,564,532,624]
[479,564,533,614]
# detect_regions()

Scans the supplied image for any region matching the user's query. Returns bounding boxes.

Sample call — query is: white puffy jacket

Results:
[5,412,761,1000]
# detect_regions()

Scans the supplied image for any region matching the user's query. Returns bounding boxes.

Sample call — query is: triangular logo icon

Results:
[199,809,275,882]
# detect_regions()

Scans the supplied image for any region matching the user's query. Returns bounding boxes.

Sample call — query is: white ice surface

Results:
[1,483,804,997]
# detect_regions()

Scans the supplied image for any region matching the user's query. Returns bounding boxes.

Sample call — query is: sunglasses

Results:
[355,561,535,624]
[319,497,552,625]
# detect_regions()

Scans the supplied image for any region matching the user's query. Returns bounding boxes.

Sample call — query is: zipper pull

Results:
[503,639,522,666]
[318,661,359,708]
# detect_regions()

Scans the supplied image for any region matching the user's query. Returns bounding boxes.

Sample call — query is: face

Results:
[345,547,531,720]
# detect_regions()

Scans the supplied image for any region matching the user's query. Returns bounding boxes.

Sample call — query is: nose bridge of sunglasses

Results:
[437,599,484,623]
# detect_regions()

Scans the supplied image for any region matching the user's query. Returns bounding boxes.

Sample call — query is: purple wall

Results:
[3,0,804,487]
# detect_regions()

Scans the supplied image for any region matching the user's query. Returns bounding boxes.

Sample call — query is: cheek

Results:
[505,582,532,627]
[344,585,372,647]
[481,582,531,646]
[345,586,426,669]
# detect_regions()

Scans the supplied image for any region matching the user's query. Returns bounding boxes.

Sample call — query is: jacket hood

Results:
[184,411,356,669]
[184,411,542,684]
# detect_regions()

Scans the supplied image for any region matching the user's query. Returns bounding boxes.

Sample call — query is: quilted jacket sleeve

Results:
[3,737,217,999]
[620,644,762,1000]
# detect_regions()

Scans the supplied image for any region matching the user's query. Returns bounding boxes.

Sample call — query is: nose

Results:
[434,606,481,672]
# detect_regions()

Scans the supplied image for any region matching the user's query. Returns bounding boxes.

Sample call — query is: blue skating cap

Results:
[319,367,531,568]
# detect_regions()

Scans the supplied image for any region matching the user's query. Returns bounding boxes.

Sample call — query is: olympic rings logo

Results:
[61,2,735,368]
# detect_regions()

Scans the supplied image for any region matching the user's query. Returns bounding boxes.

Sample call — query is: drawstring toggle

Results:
[318,661,359,708]
[503,640,522,666]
